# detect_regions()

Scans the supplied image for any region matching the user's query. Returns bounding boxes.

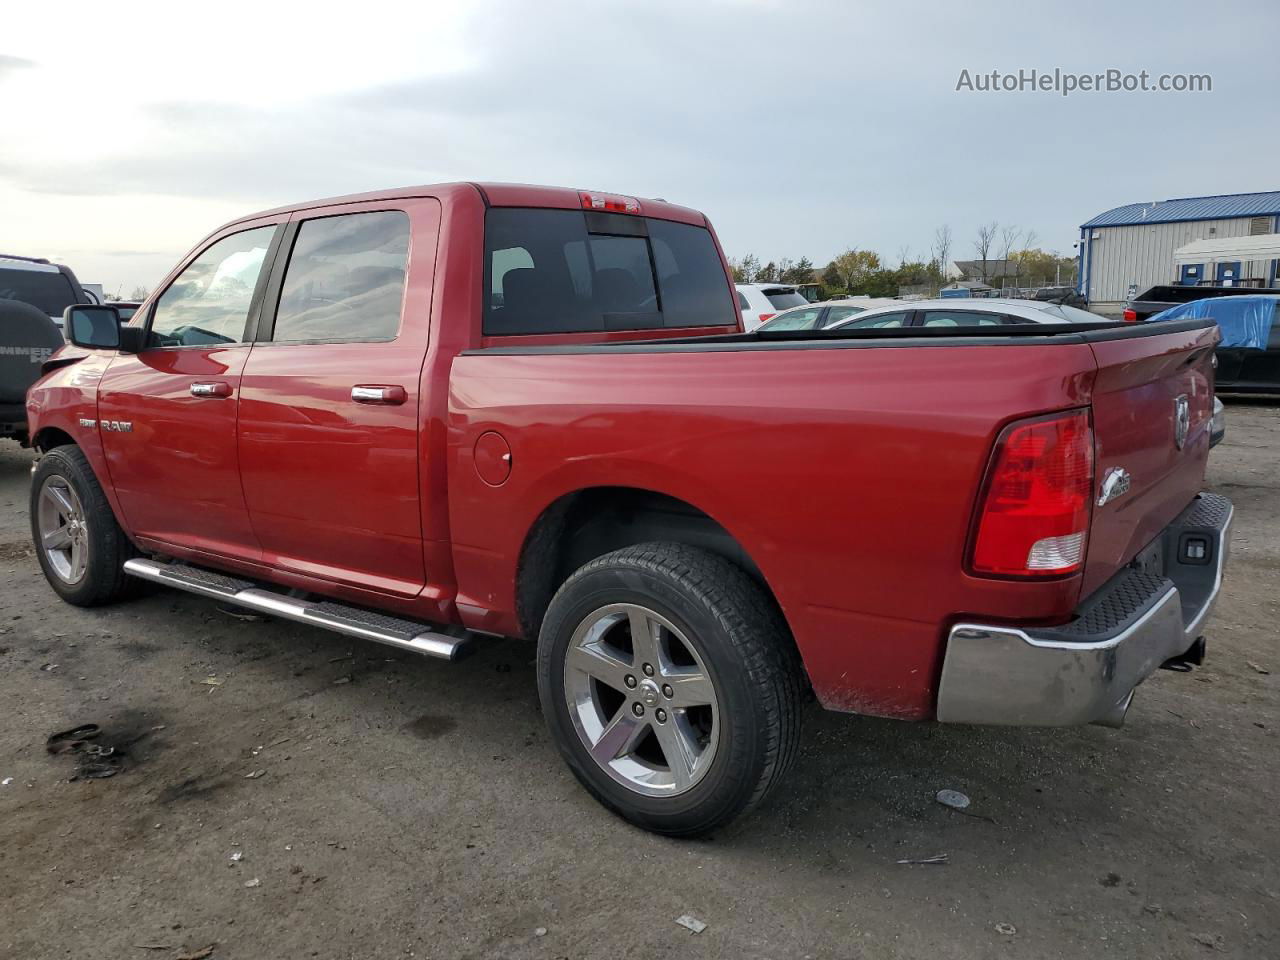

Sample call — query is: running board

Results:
[122,558,472,661]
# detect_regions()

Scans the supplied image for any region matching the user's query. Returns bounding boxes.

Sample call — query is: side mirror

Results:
[64,304,122,349]
[63,304,144,352]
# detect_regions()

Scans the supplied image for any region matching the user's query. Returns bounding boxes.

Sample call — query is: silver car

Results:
[820,297,1109,330]
[756,297,901,332]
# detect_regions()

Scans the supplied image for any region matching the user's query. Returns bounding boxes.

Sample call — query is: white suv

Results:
[735,283,809,330]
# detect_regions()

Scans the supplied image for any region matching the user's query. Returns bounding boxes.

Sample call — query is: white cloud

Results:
[1,0,1276,292]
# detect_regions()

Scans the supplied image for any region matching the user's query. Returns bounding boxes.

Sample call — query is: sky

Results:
[3,0,1278,295]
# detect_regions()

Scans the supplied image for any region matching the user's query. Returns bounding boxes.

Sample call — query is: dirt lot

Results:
[1,405,1276,960]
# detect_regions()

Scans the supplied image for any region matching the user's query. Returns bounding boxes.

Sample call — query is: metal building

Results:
[1078,191,1280,314]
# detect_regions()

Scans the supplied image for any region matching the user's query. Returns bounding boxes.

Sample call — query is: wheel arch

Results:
[30,424,134,540]
[514,485,787,644]
[32,426,76,453]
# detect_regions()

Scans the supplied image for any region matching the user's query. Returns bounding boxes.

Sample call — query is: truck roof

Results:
[229,182,708,229]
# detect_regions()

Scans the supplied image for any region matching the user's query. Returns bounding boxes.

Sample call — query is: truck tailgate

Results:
[1082,323,1220,597]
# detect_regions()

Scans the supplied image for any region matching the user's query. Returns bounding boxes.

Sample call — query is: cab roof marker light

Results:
[579,191,641,215]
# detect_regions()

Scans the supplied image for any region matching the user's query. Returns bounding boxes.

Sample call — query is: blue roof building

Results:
[1078,191,1280,312]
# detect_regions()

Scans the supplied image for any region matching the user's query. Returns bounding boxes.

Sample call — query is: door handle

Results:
[190,381,232,398]
[351,385,407,405]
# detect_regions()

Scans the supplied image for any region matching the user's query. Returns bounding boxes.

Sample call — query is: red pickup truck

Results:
[28,183,1232,835]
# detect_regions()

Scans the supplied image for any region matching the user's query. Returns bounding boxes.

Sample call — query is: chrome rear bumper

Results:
[936,493,1233,727]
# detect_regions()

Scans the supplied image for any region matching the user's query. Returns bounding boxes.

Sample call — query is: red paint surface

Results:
[25,182,1212,722]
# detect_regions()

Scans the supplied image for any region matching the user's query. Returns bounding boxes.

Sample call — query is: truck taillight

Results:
[1122,308,1138,322]
[971,409,1094,578]
[579,191,641,214]
[758,313,775,325]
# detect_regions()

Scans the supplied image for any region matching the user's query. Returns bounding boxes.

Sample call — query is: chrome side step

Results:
[123,558,472,661]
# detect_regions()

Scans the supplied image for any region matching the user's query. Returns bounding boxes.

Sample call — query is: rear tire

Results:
[537,543,804,836]
[30,445,139,606]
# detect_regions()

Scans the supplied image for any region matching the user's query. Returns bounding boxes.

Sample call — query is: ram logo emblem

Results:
[101,420,134,433]
[1173,395,1190,450]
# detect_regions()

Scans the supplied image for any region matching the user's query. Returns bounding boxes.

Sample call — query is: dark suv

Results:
[1,255,91,443]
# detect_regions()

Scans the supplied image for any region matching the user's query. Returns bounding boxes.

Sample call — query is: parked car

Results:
[819,297,1111,330]
[735,282,808,329]
[107,301,142,322]
[28,182,1231,836]
[1147,295,1280,396]
[1032,286,1088,309]
[757,297,900,331]
[1123,283,1267,323]
[0,254,95,334]
[0,298,64,443]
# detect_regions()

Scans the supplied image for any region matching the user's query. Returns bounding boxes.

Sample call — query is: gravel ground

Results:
[1,403,1277,960]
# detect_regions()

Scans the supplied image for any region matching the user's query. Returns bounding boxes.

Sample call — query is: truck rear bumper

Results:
[936,492,1233,727]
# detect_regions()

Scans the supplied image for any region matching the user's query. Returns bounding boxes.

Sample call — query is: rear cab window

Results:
[483,208,736,335]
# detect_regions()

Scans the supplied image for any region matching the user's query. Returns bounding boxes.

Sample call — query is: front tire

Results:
[537,543,804,836]
[30,445,138,606]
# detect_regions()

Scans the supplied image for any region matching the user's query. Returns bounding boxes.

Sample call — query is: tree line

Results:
[729,223,1078,299]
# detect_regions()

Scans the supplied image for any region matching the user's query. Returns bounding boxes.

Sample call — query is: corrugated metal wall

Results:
[1084,216,1274,305]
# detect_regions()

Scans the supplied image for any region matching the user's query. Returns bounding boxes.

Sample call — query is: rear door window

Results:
[483,208,735,335]
[920,310,1007,327]
[835,311,910,329]
[272,211,410,343]
[822,305,866,326]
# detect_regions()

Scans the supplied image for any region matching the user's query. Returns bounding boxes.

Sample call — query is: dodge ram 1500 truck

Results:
[28,183,1232,836]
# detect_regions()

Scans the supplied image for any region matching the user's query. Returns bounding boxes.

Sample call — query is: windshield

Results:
[0,266,79,317]
[759,306,823,331]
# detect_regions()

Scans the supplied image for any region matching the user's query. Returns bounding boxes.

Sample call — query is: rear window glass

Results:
[763,289,807,310]
[0,267,78,317]
[483,209,735,335]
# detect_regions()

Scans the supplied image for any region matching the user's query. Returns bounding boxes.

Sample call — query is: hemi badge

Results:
[1097,466,1131,507]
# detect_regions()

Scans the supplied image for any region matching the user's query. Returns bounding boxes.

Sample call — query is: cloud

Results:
[0,54,35,81]
[1,0,1277,274]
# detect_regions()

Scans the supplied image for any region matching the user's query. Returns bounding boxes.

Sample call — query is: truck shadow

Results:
[99,585,1263,916]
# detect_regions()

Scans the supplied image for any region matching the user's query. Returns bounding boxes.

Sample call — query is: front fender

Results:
[26,353,131,532]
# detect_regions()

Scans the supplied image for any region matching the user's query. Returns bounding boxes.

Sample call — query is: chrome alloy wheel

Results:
[563,603,719,797]
[37,476,89,584]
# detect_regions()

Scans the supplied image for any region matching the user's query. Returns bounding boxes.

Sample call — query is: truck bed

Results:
[449,316,1219,718]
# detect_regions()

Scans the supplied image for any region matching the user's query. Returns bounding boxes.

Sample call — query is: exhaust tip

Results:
[1093,690,1135,729]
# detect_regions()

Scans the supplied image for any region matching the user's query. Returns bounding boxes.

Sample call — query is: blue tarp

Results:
[1148,295,1279,350]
